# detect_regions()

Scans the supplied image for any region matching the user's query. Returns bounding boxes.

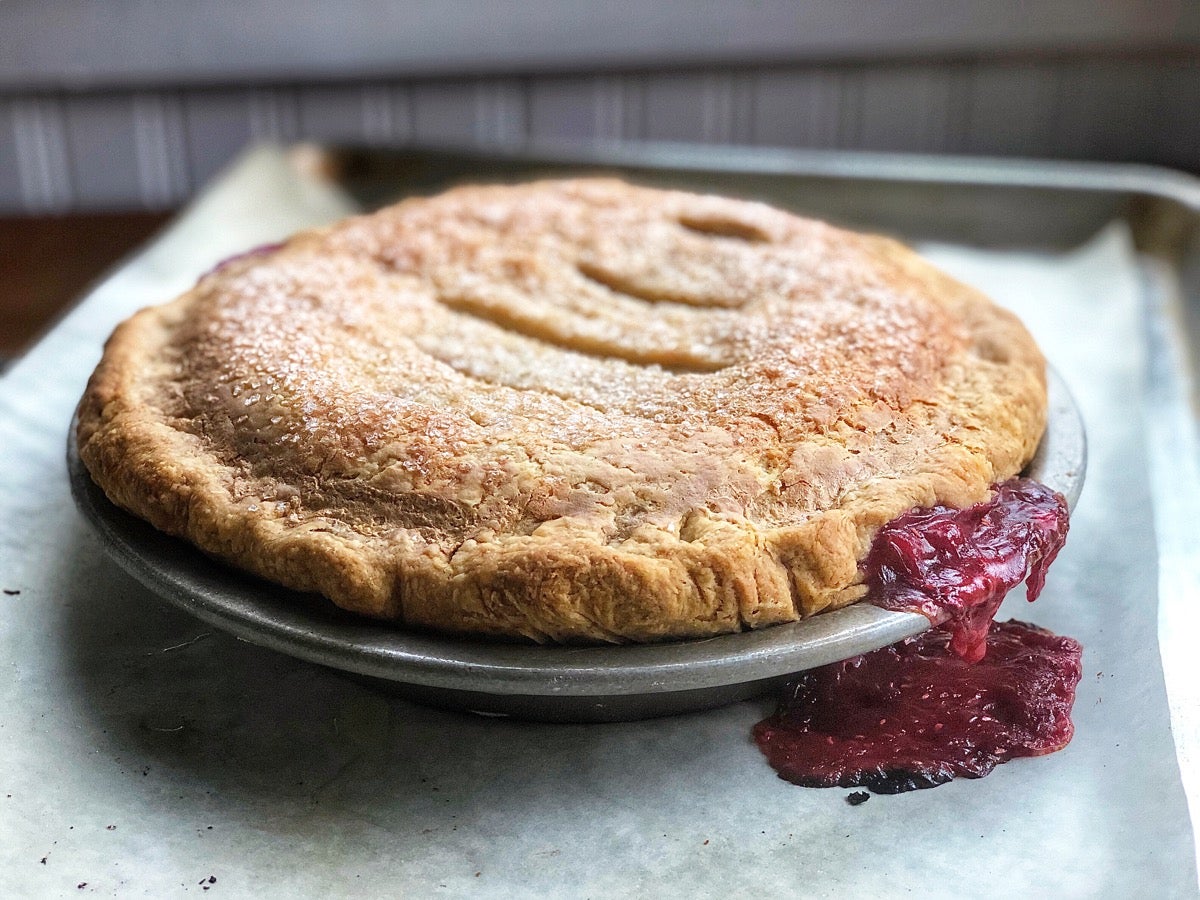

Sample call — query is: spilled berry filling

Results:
[754,477,1078,793]
[753,620,1082,793]
[865,478,1070,663]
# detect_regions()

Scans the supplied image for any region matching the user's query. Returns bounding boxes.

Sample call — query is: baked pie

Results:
[76,179,1047,643]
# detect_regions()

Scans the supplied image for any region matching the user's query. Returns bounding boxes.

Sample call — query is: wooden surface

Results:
[0,211,172,358]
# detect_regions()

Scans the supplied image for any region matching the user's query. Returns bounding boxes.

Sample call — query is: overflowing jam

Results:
[754,478,1080,793]
[865,478,1069,664]
[753,620,1082,793]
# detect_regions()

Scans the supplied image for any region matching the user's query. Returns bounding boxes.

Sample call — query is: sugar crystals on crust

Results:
[76,179,1047,642]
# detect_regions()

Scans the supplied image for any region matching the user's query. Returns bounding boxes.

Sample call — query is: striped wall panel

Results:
[1,57,1196,213]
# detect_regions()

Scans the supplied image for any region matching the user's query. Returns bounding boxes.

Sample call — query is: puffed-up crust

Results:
[77,179,1047,642]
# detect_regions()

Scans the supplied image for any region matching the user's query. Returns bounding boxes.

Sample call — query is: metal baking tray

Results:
[69,377,1081,722]
[68,140,1099,722]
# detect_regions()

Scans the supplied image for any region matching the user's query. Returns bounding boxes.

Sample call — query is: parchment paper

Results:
[1,147,1194,898]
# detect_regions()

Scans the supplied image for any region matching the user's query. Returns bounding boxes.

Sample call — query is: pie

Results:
[76,179,1047,642]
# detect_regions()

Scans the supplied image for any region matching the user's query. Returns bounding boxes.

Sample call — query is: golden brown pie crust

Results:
[76,179,1047,642]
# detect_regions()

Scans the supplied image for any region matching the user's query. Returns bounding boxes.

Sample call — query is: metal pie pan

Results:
[69,368,1085,722]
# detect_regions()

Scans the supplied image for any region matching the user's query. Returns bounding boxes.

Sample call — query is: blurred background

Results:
[1,0,1197,356]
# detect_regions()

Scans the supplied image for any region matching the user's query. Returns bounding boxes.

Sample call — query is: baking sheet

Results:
[0,146,1195,897]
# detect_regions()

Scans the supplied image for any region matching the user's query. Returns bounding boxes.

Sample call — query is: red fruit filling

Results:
[203,242,284,279]
[753,620,1082,793]
[864,478,1070,663]
[754,478,1079,794]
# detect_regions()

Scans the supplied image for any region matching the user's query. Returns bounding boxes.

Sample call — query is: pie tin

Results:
[69,365,1085,722]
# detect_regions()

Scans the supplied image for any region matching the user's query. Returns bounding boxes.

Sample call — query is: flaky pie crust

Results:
[77,179,1047,642]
